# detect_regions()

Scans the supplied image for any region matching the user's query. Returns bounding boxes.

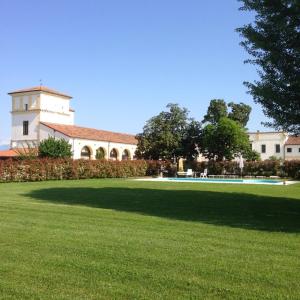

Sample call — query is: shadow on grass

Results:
[25,187,300,232]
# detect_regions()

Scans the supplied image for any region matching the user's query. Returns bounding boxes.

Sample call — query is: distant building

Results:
[0,86,137,160]
[0,86,299,161]
[248,131,300,160]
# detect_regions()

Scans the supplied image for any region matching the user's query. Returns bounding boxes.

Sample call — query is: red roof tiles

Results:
[41,122,138,145]
[285,136,300,145]
[0,148,38,157]
[8,86,72,98]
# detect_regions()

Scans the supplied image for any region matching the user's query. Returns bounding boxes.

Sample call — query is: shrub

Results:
[0,159,147,183]
[283,160,300,179]
[145,160,177,177]
[39,137,72,158]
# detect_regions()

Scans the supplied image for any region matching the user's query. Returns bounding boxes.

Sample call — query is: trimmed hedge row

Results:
[0,159,147,182]
[145,159,300,179]
[190,160,300,179]
[1,158,299,182]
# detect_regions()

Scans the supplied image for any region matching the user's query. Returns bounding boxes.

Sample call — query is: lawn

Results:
[0,179,300,299]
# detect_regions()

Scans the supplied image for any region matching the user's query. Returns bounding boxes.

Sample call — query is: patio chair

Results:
[200,168,207,178]
[177,168,194,177]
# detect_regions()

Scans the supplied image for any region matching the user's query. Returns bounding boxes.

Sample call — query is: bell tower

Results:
[8,86,74,148]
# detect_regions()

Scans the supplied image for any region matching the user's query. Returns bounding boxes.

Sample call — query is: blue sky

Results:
[0,0,269,146]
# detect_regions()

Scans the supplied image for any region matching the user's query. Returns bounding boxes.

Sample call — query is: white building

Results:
[248,131,300,160]
[0,86,137,160]
[0,86,299,161]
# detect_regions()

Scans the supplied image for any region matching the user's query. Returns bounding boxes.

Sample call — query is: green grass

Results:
[0,179,300,299]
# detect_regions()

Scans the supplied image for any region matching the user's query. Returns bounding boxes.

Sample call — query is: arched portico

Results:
[96,147,107,159]
[109,148,119,160]
[122,149,131,160]
[81,146,92,159]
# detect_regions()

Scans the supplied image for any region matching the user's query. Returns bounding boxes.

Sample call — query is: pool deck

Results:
[134,177,298,185]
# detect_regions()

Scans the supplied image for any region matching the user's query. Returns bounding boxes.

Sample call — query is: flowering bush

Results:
[0,159,147,182]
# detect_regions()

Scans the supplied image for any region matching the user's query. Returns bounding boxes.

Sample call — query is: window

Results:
[287,148,292,153]
[299,148,300,153]
[25,104,28,111]
[275,144,280,153]
[23,121,29,135]
[250,143,252,150]
[261,144,266,153]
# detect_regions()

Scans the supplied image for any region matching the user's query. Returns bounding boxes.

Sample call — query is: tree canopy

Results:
[202,99,227,125]
[203,99,252,128]
[201,117,251,161]
[135,103,201,160]
[237,0,300,134]
[228,102,252,127]
[136,99,256,162]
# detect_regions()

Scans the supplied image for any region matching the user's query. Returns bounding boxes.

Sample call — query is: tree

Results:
[237,0,300,134]
[135,103,191,160]
[201,117,251,161]
[244,149,261,161]
[228,102,252,127]
[203,99,252,128]
[39,137,72,158]
[202,99,227,124]
[181,120,202,160]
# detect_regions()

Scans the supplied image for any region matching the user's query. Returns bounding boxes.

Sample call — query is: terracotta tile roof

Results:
[285,136,300,145]
[0,148,38,157]
[248,131,286,134]
[8,86,72,98]
[41,122,138,145]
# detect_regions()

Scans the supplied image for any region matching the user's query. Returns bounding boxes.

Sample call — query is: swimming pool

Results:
[135,177,294,185]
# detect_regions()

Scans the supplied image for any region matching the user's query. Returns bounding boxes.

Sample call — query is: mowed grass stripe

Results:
[0,179,300,299]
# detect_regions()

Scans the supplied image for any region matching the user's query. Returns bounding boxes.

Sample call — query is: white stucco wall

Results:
[11,111,39,147]
[39,110,74,125]
[40,124,71,142]
[39,93,74,125]
[285,145,300,160]
[248,132,288,160]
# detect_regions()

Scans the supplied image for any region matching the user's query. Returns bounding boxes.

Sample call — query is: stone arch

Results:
[96,147,107,159]
[122,149,131,160]
[109,148,119,160]
[81,145,92,160]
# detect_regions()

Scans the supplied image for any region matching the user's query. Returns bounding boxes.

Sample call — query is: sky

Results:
[0,0,270,147]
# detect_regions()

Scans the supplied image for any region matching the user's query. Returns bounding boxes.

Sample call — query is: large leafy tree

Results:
[181,120,202,160]
[135,103,190,160]
[39,137,72,158]
[136,104,202,160]
[202,99,228,124]
[228,102,252,127]
[201,117,251,161]
[203,99,252,128]
[237,0,300,134]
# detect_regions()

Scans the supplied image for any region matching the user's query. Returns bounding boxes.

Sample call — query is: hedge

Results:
[0,159,147,182]
[190,160,300,179]
[1,158,299,183]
